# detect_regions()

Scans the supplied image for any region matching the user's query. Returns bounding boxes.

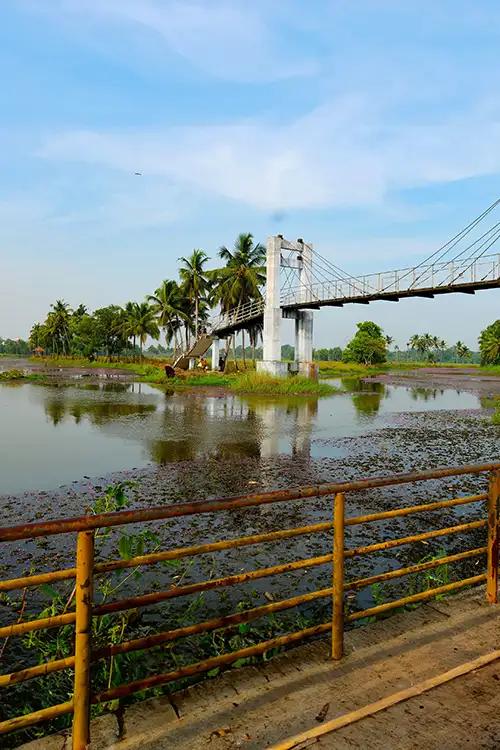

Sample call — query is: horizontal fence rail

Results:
[0,462,499,749]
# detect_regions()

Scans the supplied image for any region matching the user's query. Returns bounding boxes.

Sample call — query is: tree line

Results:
[27,234,265,360]
[339,321,500,366]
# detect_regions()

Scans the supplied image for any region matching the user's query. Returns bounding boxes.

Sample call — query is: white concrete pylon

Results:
[258,236,288,376]
[295,240,314,373]
[258,235,316,378]
[211,337,220,371]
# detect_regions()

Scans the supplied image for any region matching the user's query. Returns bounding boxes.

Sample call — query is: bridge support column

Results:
[295,240,317,379]
[295,311,314,373]
[211,338,220,371]
[257,235,288,377]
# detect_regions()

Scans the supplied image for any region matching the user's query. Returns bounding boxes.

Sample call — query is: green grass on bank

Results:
[21,357,338,396]
[230,372,338,396]
[0,369,48,383]
[15,355,500,397]
[316,360,485,378]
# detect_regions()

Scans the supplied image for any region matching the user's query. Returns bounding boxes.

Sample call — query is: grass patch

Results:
[0,369,48,383]
[316,360,486,379]
[230,371,338,396]
[29,355,168,373]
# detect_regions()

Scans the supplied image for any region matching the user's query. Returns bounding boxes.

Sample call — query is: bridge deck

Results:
[212,277,500,337]
[24,588,499,748]
[284,277,500,312]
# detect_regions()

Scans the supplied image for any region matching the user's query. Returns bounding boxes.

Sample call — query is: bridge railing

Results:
[280,253,500,306]
[1,463,499,748]
[210,297,265,334]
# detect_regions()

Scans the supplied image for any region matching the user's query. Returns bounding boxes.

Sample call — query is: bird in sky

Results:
[134,172,142,176]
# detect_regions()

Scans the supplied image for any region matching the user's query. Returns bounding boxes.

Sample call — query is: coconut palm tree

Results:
[148,280,188,351]
[455,340,471,362]
[122,301,138,353]
[129,302,159,358]
[46,300,72,354]
[178,250,211,340]
[211,233,265,367]
[479,320,500,365]
[212,233,266,312]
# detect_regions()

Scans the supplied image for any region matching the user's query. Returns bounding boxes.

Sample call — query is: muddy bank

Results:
[0,356,136,381]
[364,366,500,395]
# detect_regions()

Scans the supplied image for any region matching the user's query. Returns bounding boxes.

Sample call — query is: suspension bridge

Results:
[175,200,500,374]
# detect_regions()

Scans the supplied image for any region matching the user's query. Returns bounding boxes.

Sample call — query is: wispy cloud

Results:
[41,94,500,213]
[27,0,318,82]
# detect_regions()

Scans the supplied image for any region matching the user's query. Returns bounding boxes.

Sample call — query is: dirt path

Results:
[21,587,500,749]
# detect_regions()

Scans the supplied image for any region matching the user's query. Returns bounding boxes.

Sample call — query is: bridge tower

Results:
[257,235,315,378]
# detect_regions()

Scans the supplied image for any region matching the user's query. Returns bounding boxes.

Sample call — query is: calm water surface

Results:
[0,379,480,494]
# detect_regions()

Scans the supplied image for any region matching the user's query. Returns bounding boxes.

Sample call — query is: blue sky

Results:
[1,0,500,347]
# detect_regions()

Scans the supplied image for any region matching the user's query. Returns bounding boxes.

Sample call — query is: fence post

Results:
[487,471,500,604]
[73,531,95,750]
[332,492,345,660]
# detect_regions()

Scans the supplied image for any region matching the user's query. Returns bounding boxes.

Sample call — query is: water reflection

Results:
[349,381,386,417]
[0,379,482,494]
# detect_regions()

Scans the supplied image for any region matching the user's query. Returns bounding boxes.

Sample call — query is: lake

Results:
[0,378,481,495]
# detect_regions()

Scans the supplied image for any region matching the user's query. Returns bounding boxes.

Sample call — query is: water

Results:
[0,378,481,495]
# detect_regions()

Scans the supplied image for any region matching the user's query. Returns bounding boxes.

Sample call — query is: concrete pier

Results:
[211,337,220,371]
[258,236,315,378]
[257,235,288,377]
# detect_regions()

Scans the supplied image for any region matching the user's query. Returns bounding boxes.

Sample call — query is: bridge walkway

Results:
[23,587,500,749]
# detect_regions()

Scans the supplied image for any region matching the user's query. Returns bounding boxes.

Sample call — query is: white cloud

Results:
[28,0,318,82]
[41,95,500,212]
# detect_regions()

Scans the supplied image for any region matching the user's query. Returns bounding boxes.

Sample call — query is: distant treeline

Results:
[0,338,30,355]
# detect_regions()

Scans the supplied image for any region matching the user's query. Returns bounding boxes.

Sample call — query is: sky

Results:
[1,0,500,348]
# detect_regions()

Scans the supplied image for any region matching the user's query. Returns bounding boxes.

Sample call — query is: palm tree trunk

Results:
[242,329,246,368]
[195,297,199,340]
[232,335,238,371]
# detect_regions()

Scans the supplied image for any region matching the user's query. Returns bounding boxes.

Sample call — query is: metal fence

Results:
[1,462,499,748]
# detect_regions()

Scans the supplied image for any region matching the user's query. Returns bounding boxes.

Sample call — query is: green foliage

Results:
[0,337,30,355]
[178,249,211,339]
[342,321,387,365]
[0,369,25,380]
[479,319,500,365]
[313,346,343,361]
[230,372,338,396]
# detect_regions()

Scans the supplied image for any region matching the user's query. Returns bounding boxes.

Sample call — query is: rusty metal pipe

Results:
[95,521,333,576]
[345,547,487,591]
[72,531,94,750]
[0,495,486,592]
[1,463,497,542]
[486,470,500,603]
[0,612,76,639]
[346,574,487,622]
[0,656,75,687]
[345,519,487,558]
[92,622,332,704]
[94,587,333,660]
[332,493,345,660]
[0,567,77,592]
[345,493,488,526]
[94,554,332,617]
[0,701,73,735]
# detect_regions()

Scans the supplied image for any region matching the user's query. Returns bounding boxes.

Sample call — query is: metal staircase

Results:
[172,333,214,370]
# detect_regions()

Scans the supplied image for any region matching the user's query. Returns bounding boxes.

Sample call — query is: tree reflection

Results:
[350,382,386,417]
